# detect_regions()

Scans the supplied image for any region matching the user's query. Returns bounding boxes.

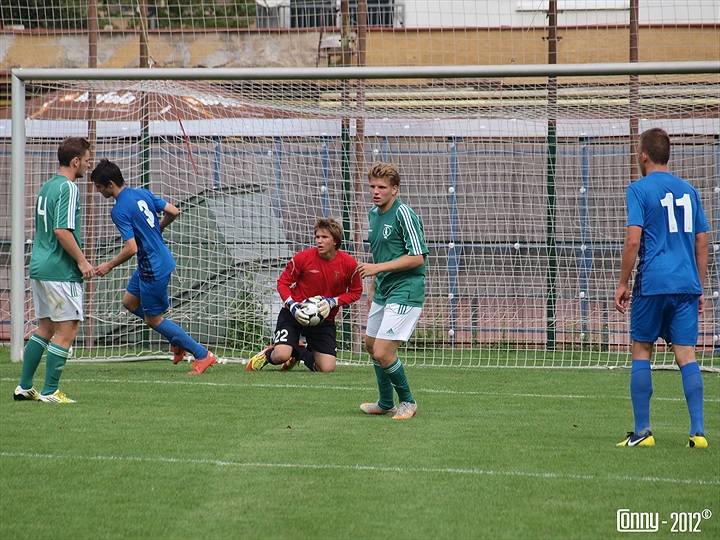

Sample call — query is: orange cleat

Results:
[171,345,186,365]
[188,351,217,374]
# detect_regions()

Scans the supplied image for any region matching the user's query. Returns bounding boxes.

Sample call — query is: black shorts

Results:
[272,308,337,357]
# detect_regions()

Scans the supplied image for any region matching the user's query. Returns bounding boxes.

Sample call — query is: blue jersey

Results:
[111,187,176,281]
[626,171,709,296]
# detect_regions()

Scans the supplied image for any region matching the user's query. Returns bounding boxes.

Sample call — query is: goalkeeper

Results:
[246,217,362,372]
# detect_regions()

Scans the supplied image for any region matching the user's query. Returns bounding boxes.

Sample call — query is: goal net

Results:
[7,65,719,368]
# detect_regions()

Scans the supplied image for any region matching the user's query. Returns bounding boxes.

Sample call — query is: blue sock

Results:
[630,359,653,434]
[680,362,704,436]
[155,319,208,360]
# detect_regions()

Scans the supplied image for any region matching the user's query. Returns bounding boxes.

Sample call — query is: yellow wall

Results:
[366,27,720,66]
[1,27,717,70]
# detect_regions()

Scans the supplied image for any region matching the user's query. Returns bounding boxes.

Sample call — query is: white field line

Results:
[2,376,718,402]
[1,451,718,486]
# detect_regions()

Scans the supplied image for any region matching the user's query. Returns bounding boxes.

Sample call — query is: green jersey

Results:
[29,174,83,282]
[368,198,428,307]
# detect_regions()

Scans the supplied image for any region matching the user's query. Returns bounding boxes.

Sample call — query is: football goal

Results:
[8,62,720,368]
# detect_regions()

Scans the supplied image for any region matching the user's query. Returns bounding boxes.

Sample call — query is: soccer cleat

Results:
[188,351,217,375]
[13,385,39,401]
[171,345,186,365]
[393,401,417,420]
[38,390,76,403]
[246,345,273,371]
[281,340,306,371]
[280,357,298,371]
[686,433,708,448]
[360,401,397,415]
[616,430,655,447]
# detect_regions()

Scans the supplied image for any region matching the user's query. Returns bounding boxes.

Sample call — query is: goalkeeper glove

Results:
[312,296,338,318]
[286,299,311,326]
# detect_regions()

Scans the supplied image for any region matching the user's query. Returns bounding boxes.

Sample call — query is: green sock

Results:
[42,343,70,395]
[20,334,49,389]
[383,358,415,403]
[373,359,395,409]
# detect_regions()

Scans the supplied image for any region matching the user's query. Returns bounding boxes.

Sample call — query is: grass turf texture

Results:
[1,348,718,539]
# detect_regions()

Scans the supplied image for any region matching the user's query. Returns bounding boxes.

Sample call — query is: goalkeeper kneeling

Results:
[246,218,362,372]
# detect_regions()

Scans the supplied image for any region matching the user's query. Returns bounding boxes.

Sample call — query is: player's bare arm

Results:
[96,238,138,277]
[695,230,708,313]
[159,203,179,233]
[357,254,424,279]
[365,277,376,309]
[614,225,642,314]
[54,228,94,280]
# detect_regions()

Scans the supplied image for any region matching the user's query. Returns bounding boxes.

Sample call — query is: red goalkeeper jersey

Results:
[277,248,362,321]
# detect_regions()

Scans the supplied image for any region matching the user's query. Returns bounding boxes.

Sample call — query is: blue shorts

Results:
[126,269,171,316]
[630,294,699,346]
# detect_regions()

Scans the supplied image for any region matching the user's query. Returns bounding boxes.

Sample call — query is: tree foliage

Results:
[1,0,88,30]
[1,1,257,30]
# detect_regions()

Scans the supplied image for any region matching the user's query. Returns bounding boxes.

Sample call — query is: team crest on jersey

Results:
[383,224,393,238]
[334,271,341,280]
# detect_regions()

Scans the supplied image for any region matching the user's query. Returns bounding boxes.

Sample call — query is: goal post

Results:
[9,62,720,369]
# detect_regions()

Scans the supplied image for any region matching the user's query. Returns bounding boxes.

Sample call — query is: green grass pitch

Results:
[1,348,718,539]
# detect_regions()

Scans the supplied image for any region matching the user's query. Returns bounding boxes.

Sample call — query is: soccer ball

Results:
[299,298,325,326]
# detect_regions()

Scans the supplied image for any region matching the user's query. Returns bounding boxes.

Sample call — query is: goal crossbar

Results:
[11,61,720,82]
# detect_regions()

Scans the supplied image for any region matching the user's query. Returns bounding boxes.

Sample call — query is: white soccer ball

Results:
[299,298,325,327]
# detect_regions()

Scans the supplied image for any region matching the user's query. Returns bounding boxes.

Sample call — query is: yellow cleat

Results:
[616,431,654,447]
[686,433,708,448]
[38,390,76,403]
[280,357,298,371]
[246,345,273,371]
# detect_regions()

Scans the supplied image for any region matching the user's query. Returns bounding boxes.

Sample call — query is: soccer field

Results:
[1,349,718,539]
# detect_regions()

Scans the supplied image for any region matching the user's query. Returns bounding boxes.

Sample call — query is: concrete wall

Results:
[1,26,718,70]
